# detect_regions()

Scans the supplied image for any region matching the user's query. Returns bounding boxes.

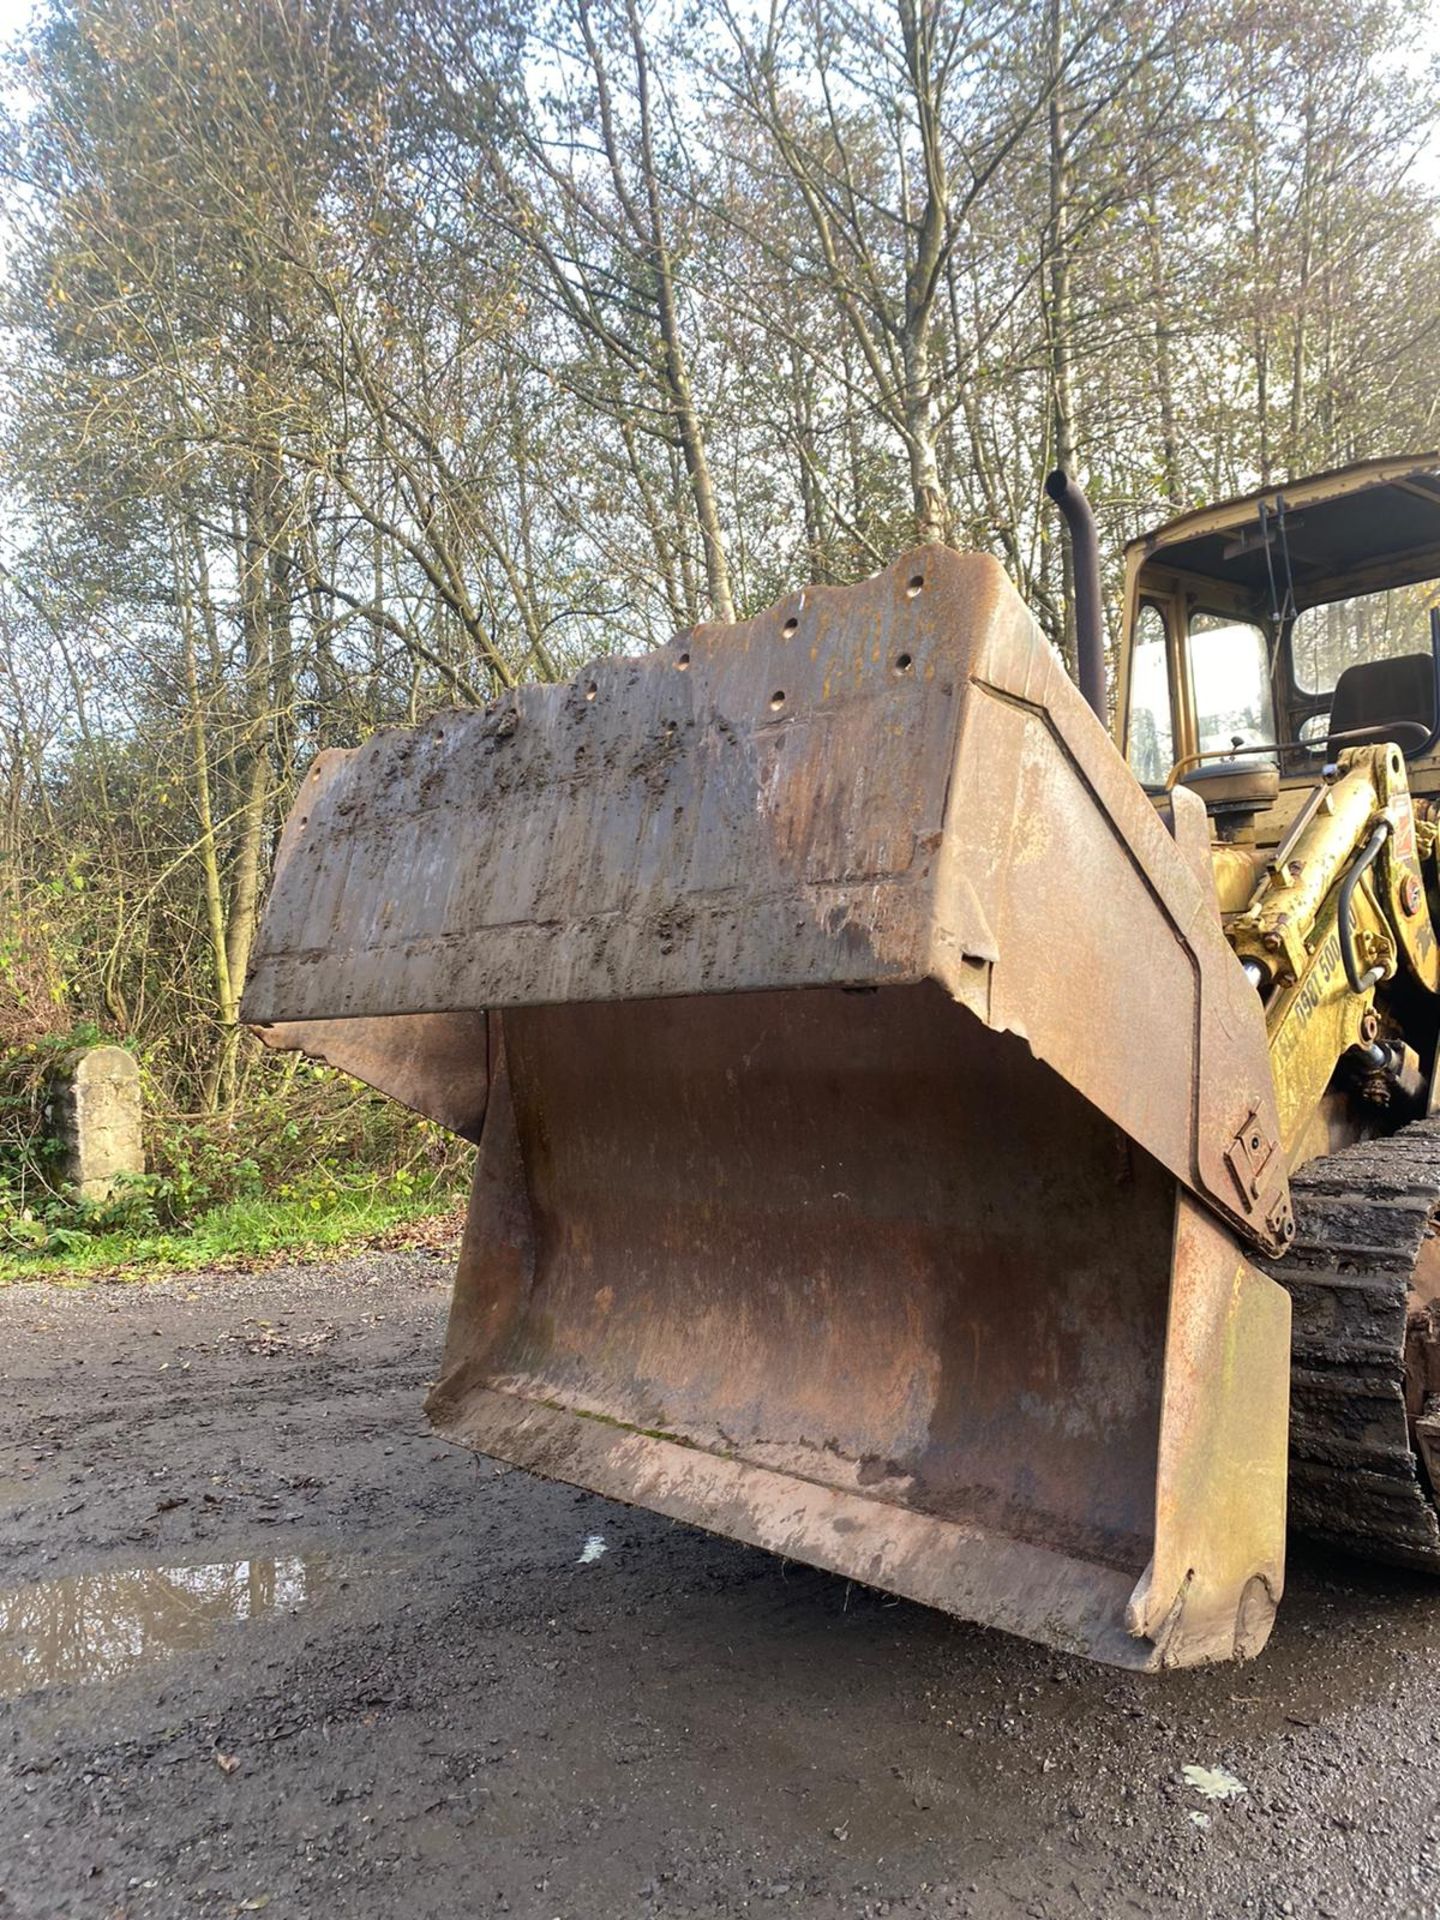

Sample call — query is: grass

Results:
[0,1180,464,1284]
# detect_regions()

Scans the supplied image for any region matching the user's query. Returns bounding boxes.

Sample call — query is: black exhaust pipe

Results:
[1044,468,1107,722]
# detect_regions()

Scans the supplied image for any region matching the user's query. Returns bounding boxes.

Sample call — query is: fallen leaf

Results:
[1182,1763,1246,1801]
[239,1898,271,1912]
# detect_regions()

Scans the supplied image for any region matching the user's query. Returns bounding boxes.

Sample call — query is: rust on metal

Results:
[244,547,1294,1667]
[1125,1192,1289,1664]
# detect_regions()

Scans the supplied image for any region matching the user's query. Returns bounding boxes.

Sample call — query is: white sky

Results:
[0,0,1436,181]
[0,0,1436,82]
[0,0,1435,140]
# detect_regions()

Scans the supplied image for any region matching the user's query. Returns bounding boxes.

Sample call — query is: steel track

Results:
[1258,1119,1440,1570]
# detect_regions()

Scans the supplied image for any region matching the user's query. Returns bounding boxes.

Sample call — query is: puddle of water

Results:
[0,1554,342,1696]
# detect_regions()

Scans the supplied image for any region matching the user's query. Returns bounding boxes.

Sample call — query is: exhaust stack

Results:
[1045,468,1108,720]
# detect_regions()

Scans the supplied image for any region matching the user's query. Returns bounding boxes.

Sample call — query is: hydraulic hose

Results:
[1338,820,1392,994]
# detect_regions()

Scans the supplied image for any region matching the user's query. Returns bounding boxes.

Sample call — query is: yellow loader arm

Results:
[1220,746,1440,1163]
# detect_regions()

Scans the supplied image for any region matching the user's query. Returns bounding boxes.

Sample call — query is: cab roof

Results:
[1127,452,1440,609]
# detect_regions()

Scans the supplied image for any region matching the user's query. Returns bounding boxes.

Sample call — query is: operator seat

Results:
[1326,653,1436,757]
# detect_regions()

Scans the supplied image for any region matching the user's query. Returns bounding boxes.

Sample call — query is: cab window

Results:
[1287,584,1438,756]
[1291,584,1437,693]
[1126,602,1173,787]
[1188,611,1276,762]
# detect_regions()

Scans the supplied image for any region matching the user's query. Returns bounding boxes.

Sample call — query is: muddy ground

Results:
[3,1252,1440,1920]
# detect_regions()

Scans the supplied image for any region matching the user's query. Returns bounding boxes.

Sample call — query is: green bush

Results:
[1,1030,470,1269]
[0,1023,105,1230]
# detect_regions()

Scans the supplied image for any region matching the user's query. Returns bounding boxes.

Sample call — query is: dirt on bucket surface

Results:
[3,1254,1439,1920]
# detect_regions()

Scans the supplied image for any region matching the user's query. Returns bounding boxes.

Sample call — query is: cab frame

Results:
[1115,453,1440,846]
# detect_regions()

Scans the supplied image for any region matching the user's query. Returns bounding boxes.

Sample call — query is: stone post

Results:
[54,1046,144,1201]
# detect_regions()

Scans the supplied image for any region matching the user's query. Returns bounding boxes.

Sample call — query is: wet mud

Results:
[3,1252,1439,1918]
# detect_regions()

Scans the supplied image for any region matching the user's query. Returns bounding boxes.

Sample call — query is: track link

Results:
[1257,1118,1440,1572]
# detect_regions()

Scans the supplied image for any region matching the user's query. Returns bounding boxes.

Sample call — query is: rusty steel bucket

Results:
[243,548,1294,1668]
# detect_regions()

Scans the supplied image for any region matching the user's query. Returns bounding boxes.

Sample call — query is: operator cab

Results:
[1120,454,1440,841]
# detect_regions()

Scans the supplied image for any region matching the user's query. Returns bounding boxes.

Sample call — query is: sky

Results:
[0,0,1437,181]
[0,0,1436,70]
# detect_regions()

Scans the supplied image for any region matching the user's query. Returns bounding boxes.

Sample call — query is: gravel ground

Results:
[3,1250,1440,1920]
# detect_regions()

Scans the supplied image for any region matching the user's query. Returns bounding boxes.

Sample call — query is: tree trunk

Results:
[622,0,736,622]
[176,524,234,1115]
[898,0,951,548]
[218,458,279,1109]
[902,327,948,546]
[1145,174,1182,507]
[1046,0,1077,666]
